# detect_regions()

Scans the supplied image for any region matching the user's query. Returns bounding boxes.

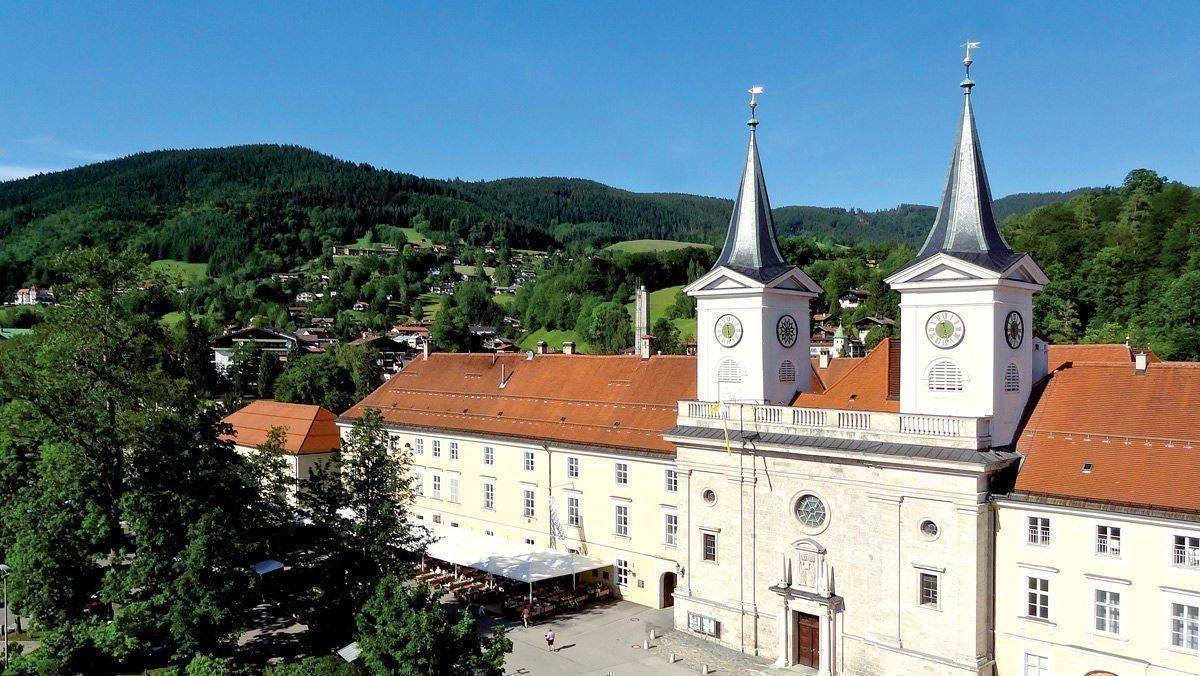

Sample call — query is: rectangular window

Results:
[388,435,401,451]
[431,473,442,500]
[523,450,535,472]
[1022,653,1049,676]
[665,513,678,547]
[567,495,581,527]
[432,439,441,458]
[483,446,494,466]
[1096,525,1121,557]
[1026,516,1051,546]
[1026,576,1049,620]
[703,532,717,562]
[1094,589,1120,634]
[919,572,939,608]
[525,537,535,546]
[615,558,630,587]
[687,612,720,638]
[432,514,441,524]
[1171,602,1199,651]
[415,437,424,455]
[665,469,678,493]
[614,504,629,537]
[1174,535,1200,568]
[448,474,460,503]
[615,462,629,486]
[522,488,535,519]
[482,481,495,511]
[567,456,579,479]
[413,469,424,496]
[449,441,459,461]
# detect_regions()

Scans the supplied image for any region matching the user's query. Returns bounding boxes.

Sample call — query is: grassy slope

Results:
[603,239,712,254]
[149,259,208,285]
[625,285,697,340]
[517,328,590,353]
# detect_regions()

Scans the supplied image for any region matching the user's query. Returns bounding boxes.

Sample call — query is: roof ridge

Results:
[373,388,678,410]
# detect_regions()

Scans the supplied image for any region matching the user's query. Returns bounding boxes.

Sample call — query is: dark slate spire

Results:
[912,46,1021,272]
[713,89,792,283]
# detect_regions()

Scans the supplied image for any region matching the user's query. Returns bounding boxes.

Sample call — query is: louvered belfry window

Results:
[1004,362,1020,392]
[927,359,964,392]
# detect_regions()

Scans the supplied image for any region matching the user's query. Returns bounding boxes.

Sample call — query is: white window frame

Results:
[447,472,460,504]
[523,450,535,472]
[664,511,679,547]
[1169,598,1200,653]
[1173,534,1200,569]
[483,445,494,466]
[449,441,459,461]
[431,471,442,500]
[566,493,581,527]
[614,461,629,486]
[702,531,717,562]
[917,570,941,610]
[1093,587,1121,636]
[615,558,630,587]
[522,487,535,519]
[566,456,580,479]
[1096,524,1121,558]
[1025,575,1050,621]
[413,468,424,497]
[415,437,424,455]
[432,439,441,458]
[1022,651,1050,676]
[614,503,630,538]
[481,478,495,511]
[665,468,678,493]
[1026,515,1052,546]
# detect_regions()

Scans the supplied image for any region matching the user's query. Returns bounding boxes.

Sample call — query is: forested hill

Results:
[0,144,1084,293]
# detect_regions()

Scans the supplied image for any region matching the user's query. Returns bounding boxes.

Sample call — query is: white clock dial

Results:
[714,314,743,348]
[925,310,965,349]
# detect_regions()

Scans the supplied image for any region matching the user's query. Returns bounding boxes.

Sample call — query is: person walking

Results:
[544,628,555,652]
[521,605,531,628]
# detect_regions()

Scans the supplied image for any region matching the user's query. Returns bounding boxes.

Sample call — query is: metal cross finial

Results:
[747,85,764,127]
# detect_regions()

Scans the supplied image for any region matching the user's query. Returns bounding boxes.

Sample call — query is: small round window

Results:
[702,489,717,505]
[794,495,827,528]
[920,519,940,539]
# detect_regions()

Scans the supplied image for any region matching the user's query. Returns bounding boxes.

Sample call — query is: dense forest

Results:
[0,144,1083,296]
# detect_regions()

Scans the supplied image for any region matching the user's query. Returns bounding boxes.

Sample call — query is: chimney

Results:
[1134,351,1148,374]
[634,285,650,358]
[536,340,547,355]
[422,340,430,360]
[818,351,830,369]
[562,341,575,355]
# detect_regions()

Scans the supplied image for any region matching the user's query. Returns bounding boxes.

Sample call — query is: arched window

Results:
[778,360,796,382]
[1004,362,1020,392]
[717,359,743,383]
[927,359,964,392]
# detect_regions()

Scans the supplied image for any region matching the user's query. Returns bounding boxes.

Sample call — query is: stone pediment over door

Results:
[790,538,831,597]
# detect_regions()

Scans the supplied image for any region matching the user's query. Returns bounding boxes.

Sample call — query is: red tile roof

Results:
[342,353,697,454]
[221,400,341,455]
[1047,343,1159,373]
[793,339,900,411]
[808,356,863,394]
[1015,361,1200,513]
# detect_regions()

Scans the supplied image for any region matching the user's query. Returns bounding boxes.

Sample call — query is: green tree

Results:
[585,301,632,354]
[651,317,683,355]
[274,352,357,412]
[357,576,510,676]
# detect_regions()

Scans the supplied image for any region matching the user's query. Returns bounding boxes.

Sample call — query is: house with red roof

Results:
[222,400,340,483]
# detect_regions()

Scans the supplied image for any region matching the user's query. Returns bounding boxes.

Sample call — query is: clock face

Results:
[1005,310,1024,349]
[714,314,743,348]
[926,310,965,349]
[776,314,798,348]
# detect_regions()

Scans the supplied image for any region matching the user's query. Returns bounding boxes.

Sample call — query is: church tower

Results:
[885,46,1048,446]
[685,90,823,405]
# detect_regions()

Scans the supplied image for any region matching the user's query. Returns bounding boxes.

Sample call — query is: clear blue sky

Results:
[1,2,1196,209]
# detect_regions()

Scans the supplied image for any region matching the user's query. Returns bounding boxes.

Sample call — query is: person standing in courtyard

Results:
[521,605,530,628]
[544,628,555,652]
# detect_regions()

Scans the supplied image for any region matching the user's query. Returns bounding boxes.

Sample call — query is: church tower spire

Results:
[912,41,1019,273]
[712,86,791,282]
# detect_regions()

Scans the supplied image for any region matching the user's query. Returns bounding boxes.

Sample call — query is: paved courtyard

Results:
[500,601,780,676]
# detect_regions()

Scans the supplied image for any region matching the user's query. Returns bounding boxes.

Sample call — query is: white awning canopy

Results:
[423,525,608,584]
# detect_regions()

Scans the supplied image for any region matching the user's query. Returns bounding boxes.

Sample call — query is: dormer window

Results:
[927,359,964,392]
